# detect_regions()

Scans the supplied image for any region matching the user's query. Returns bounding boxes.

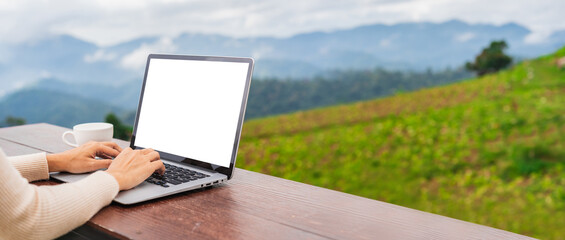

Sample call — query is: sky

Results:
[0,0,564,46]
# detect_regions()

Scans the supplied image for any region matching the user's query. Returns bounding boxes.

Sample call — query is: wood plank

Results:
[0,124,536,240]
[224,169,534,240]
[92,186,329,240]
[0,138,60,186]
[91,168,533,240]
[0,138,44,156]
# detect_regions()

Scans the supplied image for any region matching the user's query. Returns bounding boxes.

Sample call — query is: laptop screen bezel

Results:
[129,54,254,180]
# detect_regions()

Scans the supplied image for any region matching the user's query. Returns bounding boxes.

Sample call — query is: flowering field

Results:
[237,47,565,239]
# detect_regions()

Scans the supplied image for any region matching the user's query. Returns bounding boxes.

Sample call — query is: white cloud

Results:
[524,31,554,44]
[251,45,274,60]
[0,45,12,64]
[0,0,564,46]
[13,80,28,90]
[120,37,177,70]
[379,38,392,47]
[455,32,476,42]
[39,70,52,79]
[84,49,117,63]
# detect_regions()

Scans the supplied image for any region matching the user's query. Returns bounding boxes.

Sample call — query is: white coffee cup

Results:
[62,122,114,147]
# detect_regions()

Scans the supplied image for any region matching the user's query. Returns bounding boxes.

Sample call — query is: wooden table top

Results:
[0,123,535,240]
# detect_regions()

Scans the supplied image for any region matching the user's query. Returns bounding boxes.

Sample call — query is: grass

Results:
[236,46,565,239]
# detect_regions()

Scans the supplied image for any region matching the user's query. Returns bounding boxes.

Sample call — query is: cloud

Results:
[524,31,554,44]
[39,70,52,79]
[379,38,392,47]
[251,45,274,60]
[0,0,564,46]
[120,37,177,70]
[84,49,117,63]
[455,32,476,42]
[0,45,12,64]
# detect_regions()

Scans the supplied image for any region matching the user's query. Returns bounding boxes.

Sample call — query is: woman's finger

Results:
[150,160,166,175]
[102,142,123,152]
[145,151,161,162]
[97,145,121,158]
[140,148,154,154]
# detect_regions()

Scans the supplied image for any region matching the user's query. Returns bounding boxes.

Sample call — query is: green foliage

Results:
[3,116,26,127]
[246,67,471,119]
[466,40,513,76]
[105,112,132,141]
[237,47,565,239]
[502,144,559,179]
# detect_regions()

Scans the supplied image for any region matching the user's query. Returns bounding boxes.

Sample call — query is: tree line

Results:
[245,67,472,119]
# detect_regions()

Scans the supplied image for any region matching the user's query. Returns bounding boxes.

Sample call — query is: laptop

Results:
[51,54,254,205]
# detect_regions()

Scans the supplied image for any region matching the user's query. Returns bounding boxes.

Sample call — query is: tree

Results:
[105,113,132,141]
[466,40,512,76]
[4,116,26,127]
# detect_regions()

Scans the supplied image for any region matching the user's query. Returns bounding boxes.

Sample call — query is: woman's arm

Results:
[8,152,50,182]
[0,150,119,240]
[0,146,164,240]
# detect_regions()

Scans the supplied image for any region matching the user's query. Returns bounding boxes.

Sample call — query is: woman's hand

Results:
[46,141,122,173]
[106,148,165,191]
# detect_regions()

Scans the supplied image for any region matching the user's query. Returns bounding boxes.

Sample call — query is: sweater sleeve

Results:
[0,149,120,240]
[7,152,50,182]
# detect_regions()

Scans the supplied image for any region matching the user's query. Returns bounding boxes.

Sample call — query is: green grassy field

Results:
[236,46,565,239]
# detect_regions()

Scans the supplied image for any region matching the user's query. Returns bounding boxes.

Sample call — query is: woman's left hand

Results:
[46,141,123,173]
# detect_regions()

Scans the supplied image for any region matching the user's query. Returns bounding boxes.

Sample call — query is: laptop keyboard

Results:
[145,163,210,188]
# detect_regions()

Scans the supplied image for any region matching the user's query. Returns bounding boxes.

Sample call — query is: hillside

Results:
[31,78,142,110]
[0,89,124,127]
[237,47,565,239]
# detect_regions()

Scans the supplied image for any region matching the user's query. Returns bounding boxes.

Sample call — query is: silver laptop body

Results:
[52,54,254,205]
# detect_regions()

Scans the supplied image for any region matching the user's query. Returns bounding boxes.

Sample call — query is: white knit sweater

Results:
[0,149,119,240]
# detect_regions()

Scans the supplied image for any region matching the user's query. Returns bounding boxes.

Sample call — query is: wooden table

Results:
[0,123,535,240]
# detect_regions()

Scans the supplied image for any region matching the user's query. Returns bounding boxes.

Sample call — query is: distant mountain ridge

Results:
[1,19,565,128]
[1,19,564,97]
[0,89,124,127]
[30,78,142,110]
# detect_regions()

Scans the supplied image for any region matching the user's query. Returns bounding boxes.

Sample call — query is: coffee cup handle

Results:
[62,131,79,147]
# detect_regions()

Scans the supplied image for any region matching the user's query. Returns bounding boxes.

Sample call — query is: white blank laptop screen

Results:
[134,58,249,168]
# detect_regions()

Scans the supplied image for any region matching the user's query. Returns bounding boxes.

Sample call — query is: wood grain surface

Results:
[0,123,536,240]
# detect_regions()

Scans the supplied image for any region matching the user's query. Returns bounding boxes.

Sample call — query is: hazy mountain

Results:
[1,19,564,118]
[30,78,142,110]
[0,20,563,93]
[0,89,124,128]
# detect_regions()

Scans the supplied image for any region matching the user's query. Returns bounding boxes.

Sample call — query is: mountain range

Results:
[0,89,123,126]
[0,19,564,127]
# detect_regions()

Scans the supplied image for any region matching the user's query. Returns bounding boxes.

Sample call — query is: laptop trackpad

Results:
[51,172,94,183]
